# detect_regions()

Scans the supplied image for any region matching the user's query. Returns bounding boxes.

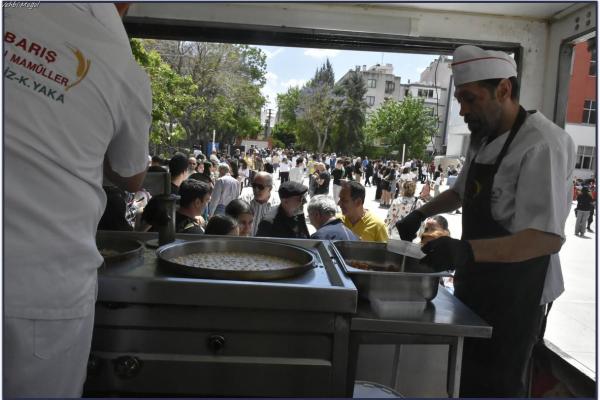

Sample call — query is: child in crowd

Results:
[225,199,254,237]
[205,214,239,236]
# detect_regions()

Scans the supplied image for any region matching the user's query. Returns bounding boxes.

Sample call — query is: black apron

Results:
[455,107,550,397]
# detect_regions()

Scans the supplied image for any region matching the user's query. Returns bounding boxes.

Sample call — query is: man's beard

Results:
[466,110,502,151]
[467,123,489,152]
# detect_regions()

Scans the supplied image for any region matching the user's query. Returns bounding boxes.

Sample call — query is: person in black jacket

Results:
[344,159,354,182]
[256,181,309,238]
[364,161,374,187]
[575,186,594,237]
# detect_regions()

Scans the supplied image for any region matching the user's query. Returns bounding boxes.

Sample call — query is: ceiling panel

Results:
[368,2,580,19]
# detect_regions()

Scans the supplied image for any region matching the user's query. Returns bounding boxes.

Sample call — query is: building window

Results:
[366,96,375,106]
[418,89,434,98]
[589,50,596,76]
[368,79,376,88]
[385,81,395,93]
[582,100,596,124]
[404,89,410,97]
[576,146,596,170]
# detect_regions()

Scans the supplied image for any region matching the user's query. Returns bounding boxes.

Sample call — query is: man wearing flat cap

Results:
[396,45,575,397]
[256,181,310,239]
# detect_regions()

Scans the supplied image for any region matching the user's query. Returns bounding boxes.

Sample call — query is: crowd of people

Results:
[101,146,458,246]
[5,10,585,396]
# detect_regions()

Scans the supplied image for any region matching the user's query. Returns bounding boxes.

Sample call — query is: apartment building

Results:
[338,60,453,154]
[337,63,403,111]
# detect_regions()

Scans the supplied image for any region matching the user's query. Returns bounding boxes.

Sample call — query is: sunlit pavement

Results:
[257,173,596,376]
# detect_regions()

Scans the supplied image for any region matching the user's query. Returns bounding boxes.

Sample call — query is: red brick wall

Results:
[566,42,596,124]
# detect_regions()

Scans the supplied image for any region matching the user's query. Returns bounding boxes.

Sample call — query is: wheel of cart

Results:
[353,380,403,398]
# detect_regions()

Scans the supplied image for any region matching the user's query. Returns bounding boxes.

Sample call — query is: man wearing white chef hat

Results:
[396,45,576,397]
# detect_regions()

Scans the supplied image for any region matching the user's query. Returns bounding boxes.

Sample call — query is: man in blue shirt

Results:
[308,195,358,241]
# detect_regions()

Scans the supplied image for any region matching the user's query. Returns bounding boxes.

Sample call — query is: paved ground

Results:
[265,174,596,376]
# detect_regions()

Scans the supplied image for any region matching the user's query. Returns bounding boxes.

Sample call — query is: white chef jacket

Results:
[4,4,152,319]
[453,111,576,304]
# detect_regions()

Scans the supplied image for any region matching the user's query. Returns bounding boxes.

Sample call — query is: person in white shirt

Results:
[396,45,575,397]
[209,163,240,216]
[421,165,428,183]
[240,172,280,235]
[4,4,151,397]
[289,157,305,184]
[272,153,281,173]
[399,167,413,185]
[279,156,291,182]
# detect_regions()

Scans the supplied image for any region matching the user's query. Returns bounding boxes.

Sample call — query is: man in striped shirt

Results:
[240,172,280,236]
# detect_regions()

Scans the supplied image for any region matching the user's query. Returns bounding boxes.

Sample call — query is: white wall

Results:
[565,123,596,180]
[566,123,597,146]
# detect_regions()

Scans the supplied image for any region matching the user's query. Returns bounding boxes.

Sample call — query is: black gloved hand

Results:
[421,236,474,272]
[395,210,426,241]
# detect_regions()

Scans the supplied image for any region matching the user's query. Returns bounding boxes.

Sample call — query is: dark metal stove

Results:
[84,231,357,397]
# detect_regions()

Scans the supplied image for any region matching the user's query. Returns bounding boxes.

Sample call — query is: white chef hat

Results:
[451,45,517,86]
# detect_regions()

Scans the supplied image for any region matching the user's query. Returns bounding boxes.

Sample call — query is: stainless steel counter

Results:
[87,231,491,397]
[352,287,492,338]
[96,231,357,313]
[85,231,357,397]
[347,288,492,397]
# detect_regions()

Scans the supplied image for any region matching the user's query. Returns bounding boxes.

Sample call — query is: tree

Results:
[142,40,267,148]
[332,70,367,153]
[272,86,301,147]
[365,97,437,159]
[130,39,197,148]
[296,59,340,153]
[272,122,297,148]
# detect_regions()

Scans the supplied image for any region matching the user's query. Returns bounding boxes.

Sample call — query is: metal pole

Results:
[212,129,216,152]
[401,144,406,164]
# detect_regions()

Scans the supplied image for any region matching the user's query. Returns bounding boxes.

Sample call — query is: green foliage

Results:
[277,64,367,154]
[360,143,391,160]
[332,70,367,154]
[295,59,340,153]
[309,59,335,87]
[270,137,285,149]
[273,87,301,146]
[365,97,437,159]
[137,40,267,147]
[130,39,197,146]
[277,87,301,124]
[272,121,297,148]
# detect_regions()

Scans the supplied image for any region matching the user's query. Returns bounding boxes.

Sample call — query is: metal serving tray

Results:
[157,238,316,281]
[331,241,451,302]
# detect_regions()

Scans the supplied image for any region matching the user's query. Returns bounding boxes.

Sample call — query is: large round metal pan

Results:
[156,239,316,281]
[96,233,144,267]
